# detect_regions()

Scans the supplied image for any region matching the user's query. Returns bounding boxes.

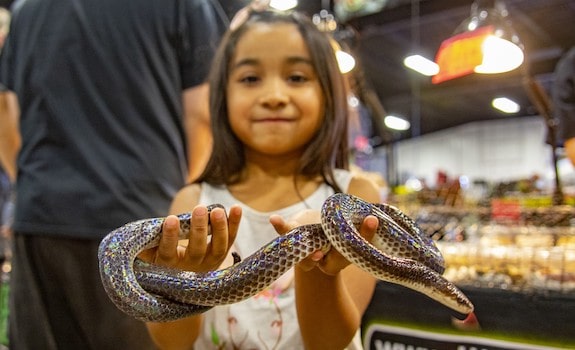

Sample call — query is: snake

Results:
[98,193,474,323]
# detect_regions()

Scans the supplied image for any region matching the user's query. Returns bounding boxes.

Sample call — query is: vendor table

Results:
[362,282,575,349]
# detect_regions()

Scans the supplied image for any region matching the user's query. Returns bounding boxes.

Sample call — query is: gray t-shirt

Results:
[0,0,227,237]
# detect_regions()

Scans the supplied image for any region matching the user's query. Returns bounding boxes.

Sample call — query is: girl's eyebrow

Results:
[285,56,313,66]
[231,56,313,70]
[231,57,259,70]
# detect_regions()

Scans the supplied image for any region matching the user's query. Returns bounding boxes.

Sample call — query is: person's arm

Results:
[295,265,376,349]
[143,184,242,349]
[295,177,379,349]
[145,185,204,349]
[0,91,20,182]
[182,84,212,183]
[269,177,380,349]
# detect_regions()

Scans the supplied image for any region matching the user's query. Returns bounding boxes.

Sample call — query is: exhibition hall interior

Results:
[0,0,574,349]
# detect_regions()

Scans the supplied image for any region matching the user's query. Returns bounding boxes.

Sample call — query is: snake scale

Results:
[98,193,473,322]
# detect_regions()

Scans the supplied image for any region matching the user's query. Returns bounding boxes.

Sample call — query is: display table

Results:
[361,282,575,349]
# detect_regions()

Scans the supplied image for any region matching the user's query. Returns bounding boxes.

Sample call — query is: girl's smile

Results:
[252,116,295,122]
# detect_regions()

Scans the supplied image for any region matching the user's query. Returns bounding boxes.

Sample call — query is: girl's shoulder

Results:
[169,183,202,214]
[347,171,382,203]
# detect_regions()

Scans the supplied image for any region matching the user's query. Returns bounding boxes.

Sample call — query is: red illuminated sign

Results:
[432,25,494,84]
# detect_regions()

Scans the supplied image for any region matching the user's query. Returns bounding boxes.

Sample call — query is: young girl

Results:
[143,9,381,350]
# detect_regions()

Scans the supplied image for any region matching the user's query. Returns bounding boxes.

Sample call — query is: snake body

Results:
[98,193,473,322]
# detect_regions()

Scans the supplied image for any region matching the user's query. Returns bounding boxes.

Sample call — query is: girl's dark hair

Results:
[196,10,349,193]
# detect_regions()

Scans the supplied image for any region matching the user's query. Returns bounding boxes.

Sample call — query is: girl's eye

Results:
[288,74,308,83]
[239,75,260,84]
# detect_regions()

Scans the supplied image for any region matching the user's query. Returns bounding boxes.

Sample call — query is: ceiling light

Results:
[492,97,520,113]
[336,50,355,74]
[432,0,524,84]
[269,0,297,11]
[384,115,410,131]
[404,54,440,76]
[475,35,524,74]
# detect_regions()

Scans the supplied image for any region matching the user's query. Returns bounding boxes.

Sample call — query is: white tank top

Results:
[193,169,362,350]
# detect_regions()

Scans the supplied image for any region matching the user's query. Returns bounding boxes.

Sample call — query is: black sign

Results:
[363,324,560,350]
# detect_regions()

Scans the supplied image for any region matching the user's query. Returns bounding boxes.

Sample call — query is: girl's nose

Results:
[259,80,289,108]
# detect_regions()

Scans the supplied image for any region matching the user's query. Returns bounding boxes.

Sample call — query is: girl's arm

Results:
[294,176,381,349]
[144,184,242,350]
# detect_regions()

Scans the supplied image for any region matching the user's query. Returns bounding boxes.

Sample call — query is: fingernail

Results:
[212,209,224,219]
[165,217,178,229]
[193,206,207,217]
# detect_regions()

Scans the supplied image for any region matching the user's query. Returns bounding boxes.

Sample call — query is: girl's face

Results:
[226,22,325,159]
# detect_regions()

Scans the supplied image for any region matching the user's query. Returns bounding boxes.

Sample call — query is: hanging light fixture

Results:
[432,0,524,84]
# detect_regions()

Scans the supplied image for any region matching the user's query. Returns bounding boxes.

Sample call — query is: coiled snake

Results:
[98,193,473,322]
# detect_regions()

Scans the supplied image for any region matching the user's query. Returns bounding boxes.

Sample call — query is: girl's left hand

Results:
[269,210,379,276]
[139,205,242,272]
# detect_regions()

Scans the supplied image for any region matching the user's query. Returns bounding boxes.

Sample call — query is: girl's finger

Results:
[204,207,230,266]
[269,214,295,236]
[226,205,242,249]
[185,206,210,266]
[154,215,181,266]
[298,250,324,272]
[359,215,379,241]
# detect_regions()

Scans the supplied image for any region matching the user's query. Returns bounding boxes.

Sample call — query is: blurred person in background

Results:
[553,47,575,167]
[0,0,227,348]
[0,5,15,280]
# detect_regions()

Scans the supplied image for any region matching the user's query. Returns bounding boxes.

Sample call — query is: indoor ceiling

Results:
[218,0,575,144]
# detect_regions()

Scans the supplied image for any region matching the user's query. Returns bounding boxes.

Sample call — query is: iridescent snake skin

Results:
[98,193,473,322]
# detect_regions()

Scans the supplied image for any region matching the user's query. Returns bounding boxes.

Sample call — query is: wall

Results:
[395,116,555,187]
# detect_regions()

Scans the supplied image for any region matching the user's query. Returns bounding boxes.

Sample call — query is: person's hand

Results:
[269,209,379,276]
[139,205,242,272]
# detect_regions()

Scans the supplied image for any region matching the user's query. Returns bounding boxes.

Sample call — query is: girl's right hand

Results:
[139,205,242,272]
[269,210,379,276]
